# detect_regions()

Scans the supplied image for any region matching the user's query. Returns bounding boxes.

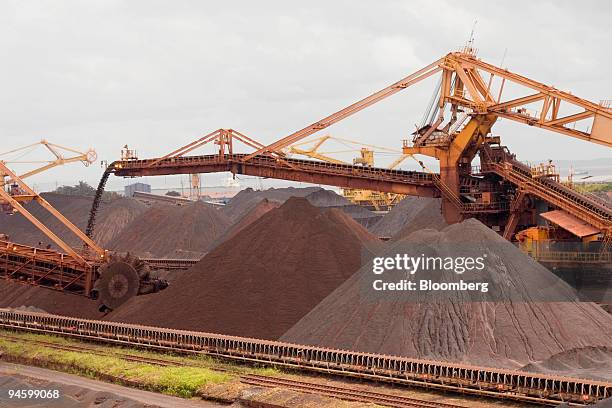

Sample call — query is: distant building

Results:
[133,191,191,205]
[124,182,151,198]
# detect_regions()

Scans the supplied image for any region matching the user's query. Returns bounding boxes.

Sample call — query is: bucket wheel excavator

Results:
[0,141,168,311]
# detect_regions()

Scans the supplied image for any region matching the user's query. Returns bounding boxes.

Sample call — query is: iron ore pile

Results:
[108,201,232,258]
[223,186,381,227]
[220,186,321,221]
[0,280,102,319]
[281,219,612,371]
[108,197,379,339]
[206,198,280,251]
[1,187,612,380]
[369,196,447,239]
[0,193,147,248]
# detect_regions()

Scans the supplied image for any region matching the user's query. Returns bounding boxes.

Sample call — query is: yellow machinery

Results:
[515,225,608,265]
[0,140,97,191]
[285,135,410,211]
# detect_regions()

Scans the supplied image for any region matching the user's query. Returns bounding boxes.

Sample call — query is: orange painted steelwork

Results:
[100,50,611,243]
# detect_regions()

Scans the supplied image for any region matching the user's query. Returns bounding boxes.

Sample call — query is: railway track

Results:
[0,332,469,408]
[240,375,468,408]
[1,309,609,406]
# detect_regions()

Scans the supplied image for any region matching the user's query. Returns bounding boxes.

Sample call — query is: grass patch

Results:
[0,329,279,376]
[0,330,232,398]
[574,182,612,193]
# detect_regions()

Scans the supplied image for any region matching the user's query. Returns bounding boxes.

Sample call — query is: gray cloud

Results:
[0,0,610,191]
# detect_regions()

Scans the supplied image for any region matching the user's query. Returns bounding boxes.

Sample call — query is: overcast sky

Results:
[1,0,610,192]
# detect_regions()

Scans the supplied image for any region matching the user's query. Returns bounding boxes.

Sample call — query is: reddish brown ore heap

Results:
[521,346,612,381]
[94,199,149,247]
[108,197,378,340]
[222,187,381,228]
[221,187,321,222]
[0,280,102,318]
[0,192,230,259]
[207,198,281,251]
[301,188,352,207]
[370,196,447,239]
[0,193,147,248]
[281,219,612,371]
[108,201,232,259]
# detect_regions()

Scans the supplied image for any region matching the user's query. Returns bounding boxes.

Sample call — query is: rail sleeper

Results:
[0,308,609,406]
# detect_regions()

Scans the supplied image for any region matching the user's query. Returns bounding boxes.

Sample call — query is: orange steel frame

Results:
[243,50,612,160]
[0,161,108,295]
[239,49,611,227]
[0,51,607,299]
[0,162,104,260]
[133,49,610,240]
[118,152,438,197]
[0,141,96,186]
[0,239,98,294]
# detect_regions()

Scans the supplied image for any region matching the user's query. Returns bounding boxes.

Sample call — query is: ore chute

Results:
[85,164,113,239]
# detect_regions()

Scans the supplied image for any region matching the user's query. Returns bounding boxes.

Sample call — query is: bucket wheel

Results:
[94,254,150,311]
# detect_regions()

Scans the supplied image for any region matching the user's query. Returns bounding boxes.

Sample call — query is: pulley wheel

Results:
[96,261,140,310]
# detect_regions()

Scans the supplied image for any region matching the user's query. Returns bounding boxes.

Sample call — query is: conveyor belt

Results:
[486,160,612,232]
[1,308,609,406]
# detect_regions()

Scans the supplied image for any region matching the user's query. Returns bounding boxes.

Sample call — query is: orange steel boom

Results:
[242,58,445,161]
[90,49,611,245]
[244,50,611,160]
